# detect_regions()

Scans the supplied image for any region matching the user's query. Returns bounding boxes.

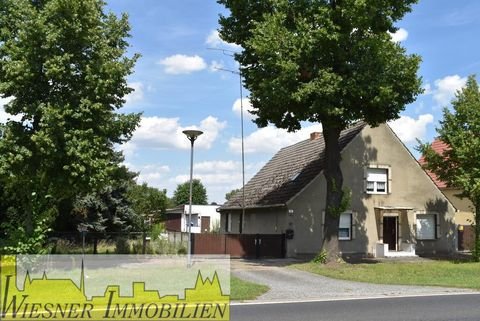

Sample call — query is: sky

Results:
[1,1,480,204]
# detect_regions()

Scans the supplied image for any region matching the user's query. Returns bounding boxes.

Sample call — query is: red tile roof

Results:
[418,139,450,189]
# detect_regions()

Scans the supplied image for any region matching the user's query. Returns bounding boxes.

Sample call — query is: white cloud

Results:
[121,116,226,155]
[171,160,265,203]
[209,60,224,72]
[432,75,467,106]
[388,114,434,144]
[158,54,207,75]
[229,123,323,154]
[423,83,432,95]
[126,163,171,188]
[232,98,256,120]
[0,96,21,123]
[205,30,242,51]
[389,28,408,42]
[125,82,144,106]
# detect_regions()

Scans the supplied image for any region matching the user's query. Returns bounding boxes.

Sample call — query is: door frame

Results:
[382,214,398,251]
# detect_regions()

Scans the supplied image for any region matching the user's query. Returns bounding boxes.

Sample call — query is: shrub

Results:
[312,249,328,264]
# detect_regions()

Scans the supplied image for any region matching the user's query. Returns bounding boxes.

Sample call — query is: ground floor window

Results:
[416,214,436,240]
[338,213,352,240]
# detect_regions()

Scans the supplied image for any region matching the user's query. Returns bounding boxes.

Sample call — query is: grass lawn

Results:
[230,275,270,301]
[291,260,480,290]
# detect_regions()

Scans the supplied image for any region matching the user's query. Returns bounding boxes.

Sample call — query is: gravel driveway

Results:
[231,259,475,302]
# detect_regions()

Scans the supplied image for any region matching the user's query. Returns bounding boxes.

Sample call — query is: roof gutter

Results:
[218,203,286,212]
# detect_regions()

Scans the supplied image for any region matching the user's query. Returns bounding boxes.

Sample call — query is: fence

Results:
[192,233,285,258]
[458,225,474,251]
[48,231,186,255]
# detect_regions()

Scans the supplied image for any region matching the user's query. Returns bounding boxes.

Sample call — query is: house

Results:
[164,204,220,233]
[219,122,457,258]
[418,139,475,250]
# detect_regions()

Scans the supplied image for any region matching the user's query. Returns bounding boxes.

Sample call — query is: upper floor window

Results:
[366,168,388,194]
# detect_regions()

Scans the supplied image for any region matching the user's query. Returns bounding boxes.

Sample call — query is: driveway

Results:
[231,259,475,302]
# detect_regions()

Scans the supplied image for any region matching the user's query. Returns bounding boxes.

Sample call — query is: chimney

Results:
[310,132,321,141]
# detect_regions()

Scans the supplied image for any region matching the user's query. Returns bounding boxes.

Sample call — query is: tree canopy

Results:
[418,75,480,260]
[0,0,140,246]
[127,182,169,222]
[218,0,423,257]
[172,179,208,206]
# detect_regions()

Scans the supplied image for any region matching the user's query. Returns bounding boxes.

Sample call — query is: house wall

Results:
[220,208,287,234]
[285,124,457,257]
[341,124,456,255]
[442,188,475,225]
[286,175,325,257]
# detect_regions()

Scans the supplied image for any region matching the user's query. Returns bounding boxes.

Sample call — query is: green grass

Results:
[230,275,270,301]
[292,260,480,290]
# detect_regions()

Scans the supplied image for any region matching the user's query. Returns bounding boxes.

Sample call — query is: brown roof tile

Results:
[221,122,366,210]
[418,138,449,189]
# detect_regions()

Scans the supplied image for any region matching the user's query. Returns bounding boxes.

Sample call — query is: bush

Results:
[115,237,131,254]
[177,247,187,255]
[312,249,328,264]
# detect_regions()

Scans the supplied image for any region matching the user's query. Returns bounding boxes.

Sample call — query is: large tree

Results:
[0,0,140,240]
[418,75,480,261]
[218,0,422,258]
[172,179,208,206]
[127,182,169,223]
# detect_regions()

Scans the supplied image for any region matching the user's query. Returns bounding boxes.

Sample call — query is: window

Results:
[338,213,352,240]
[186,214,199,227]
[366,168,388,194]
[416,214,437,240]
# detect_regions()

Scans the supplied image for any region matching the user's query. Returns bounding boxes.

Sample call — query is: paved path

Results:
[231,259,475,302]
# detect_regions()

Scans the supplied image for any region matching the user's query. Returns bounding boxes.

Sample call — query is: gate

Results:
[192,233,285,258]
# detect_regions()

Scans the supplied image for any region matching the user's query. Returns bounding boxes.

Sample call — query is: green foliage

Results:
[225,188,240,201]
[150,223,165,240]
[312,249,328,264]
[417,75,480,261]
[218,0,422,252]
[0,0,140,242]
[2,218,52,254]
[128,183,168,222]
[172,179,208,206]
[73,182,140,234]
[115,237,131,254]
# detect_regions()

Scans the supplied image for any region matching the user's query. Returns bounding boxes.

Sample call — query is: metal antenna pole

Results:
[206,47,246,233]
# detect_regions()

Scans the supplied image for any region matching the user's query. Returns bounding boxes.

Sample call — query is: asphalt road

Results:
[231,294,480,321]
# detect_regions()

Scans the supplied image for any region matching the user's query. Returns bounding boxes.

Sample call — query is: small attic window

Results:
[290,172,300,181]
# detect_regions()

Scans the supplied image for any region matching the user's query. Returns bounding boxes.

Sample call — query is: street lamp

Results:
[183,129,203,267]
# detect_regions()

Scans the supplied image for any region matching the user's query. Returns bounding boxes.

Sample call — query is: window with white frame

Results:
[366,168,388,194]
[416,214,437,240]
[338,213,352,240]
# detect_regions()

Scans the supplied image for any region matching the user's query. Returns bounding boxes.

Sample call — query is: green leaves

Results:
[172,179,208,206]
[0,0,140,242]
[418,75,480,260]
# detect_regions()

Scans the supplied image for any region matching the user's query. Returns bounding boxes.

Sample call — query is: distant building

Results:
[164,205,220,233]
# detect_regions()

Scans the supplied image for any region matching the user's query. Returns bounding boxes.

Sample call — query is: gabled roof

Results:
[418,138,449,189]
[221,122,367,210]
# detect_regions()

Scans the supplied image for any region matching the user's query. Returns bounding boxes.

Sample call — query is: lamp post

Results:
[183,129,203,267]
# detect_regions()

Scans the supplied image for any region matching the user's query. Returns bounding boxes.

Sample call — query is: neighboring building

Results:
[164,205,220,233]
[219,122,457,258]
[418,139,475,226]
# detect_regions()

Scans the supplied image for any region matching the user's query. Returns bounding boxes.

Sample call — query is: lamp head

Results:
[183,129,203,142]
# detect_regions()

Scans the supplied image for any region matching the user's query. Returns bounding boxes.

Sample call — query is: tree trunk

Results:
[322,124,344,261]
[474,203,480,262]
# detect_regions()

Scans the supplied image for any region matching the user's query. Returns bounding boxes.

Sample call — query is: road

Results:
[231,293,480,321]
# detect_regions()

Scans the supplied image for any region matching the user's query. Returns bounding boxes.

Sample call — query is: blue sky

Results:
[1,1,479,204]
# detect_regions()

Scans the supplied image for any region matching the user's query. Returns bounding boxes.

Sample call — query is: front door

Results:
[383,216,397,251]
